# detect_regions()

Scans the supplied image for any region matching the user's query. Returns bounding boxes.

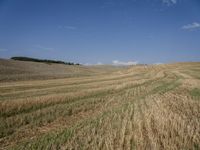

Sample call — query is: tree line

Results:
[11,57,80,65]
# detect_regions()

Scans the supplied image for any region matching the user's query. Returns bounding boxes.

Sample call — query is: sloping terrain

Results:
[0,59,124,82]
[0,62,200,150]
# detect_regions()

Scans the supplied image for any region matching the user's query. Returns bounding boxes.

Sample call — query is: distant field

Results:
[0,61,200,150]
[0,59,125,82]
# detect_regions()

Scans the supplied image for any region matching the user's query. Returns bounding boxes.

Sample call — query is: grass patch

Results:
[190,88,200,97]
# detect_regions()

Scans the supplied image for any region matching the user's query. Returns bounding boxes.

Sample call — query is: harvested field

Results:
[0,61,200,150]
[0,59,125,82]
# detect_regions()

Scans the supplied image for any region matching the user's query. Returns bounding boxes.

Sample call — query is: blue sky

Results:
[0,0,200,65]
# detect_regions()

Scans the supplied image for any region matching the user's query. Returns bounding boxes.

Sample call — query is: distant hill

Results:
[0,58,125,82]
[11,56,80,65]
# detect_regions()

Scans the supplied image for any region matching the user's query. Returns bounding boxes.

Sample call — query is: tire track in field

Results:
[0,73,164,148]
[2,71,167,149]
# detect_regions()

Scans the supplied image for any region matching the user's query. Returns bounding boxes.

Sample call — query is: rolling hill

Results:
[0,59,126,82]
[0,61,200,150]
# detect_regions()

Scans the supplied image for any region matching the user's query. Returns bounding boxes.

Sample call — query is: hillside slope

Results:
[0,62,199,149]
[0,59,125,82]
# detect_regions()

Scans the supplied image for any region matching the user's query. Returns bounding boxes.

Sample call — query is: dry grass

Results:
[0,61,200,150]
[0,59,125,82]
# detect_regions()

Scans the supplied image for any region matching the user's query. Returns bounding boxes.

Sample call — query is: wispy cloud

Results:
[84,62,103,66]
[112,60,138,66]
[84,60,138,66]
[182,22,200,30]
[34,45,54,51]
[162,0,177,6]
[0,48,8,52]
[58,25,77,30]
[84,63,91,66]
[154,62,163,65]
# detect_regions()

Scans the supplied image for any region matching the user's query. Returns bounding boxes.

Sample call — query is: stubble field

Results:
[0,61,200,150]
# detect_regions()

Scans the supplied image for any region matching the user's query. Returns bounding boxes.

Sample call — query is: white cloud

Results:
[162,0,177,5]
[154,62,163,65]
[182,22,200,30]
[84,62,103,66]
[112,60,138,66]
[84,63,91,66]
[84,60,138,66]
